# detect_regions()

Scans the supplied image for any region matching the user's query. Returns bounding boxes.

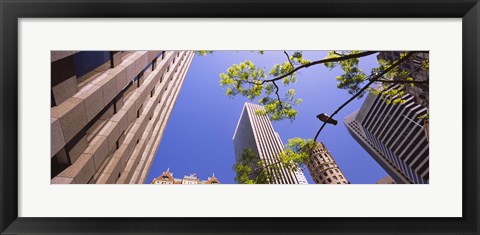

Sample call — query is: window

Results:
[136,72,143,88]
[152,58,157,71]
[116,131,125,150]
[323,172,328,177]
[329,170,334,174]
[113,97,119,114]
[333,176,338,180]
[73,51,110,78]
[51,148,70,179]
[327,178,332,183]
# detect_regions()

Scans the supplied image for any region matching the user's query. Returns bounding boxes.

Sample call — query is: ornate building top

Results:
[151,169,221,184]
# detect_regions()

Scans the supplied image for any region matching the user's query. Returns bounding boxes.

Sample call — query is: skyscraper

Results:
[51,51,194,184]
[378,51,430,141]
[306,142,349,184]
[232,103,308,184]
[377,51,429,108]
[344,85,429,184]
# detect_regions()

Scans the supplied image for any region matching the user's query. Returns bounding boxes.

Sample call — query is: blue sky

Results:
[145,51,389,184]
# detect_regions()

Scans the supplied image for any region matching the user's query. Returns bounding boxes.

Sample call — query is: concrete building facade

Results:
[151,169,220,184]
[344,85,429,184]
[233,103,308,184]
[306,142,349,184]
[51,50,194,184]
[378,51,430,141]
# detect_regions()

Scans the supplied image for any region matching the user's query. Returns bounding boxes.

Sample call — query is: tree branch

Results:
[284,51,294,68]
[313,51,416,141]
[333,51,343,56]
[370,61,427,84]
[264,51,379,83]
[375,79,428,84]
[244,80,261,85]
[272,80,282,109]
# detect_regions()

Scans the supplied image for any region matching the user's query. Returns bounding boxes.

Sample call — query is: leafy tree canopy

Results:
[197,50,428,123]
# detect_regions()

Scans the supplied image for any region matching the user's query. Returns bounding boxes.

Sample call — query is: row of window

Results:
[52,51,185,182]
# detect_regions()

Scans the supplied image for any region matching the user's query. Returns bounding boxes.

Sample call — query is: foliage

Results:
[279,138,317,170]
[195,51,214,56]
[215,51,379,122]
[219,58,302,122]
[233,138,317,184]
[233,148,281,184]
[209,50,428,123]
[198,50,428,143]
[371,52,429,105]
[418,112,429,121]
[323,51,368,96]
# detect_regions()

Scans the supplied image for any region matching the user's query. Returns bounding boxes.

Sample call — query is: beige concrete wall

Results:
[135,53,194,184]
[51,51,194,184]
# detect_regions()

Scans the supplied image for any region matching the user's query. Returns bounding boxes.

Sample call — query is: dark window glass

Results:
[74,51,110,78]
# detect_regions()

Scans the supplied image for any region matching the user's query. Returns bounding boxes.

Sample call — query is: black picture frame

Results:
[1,0,479,234]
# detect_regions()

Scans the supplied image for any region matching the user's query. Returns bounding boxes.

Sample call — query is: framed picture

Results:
[1,0,478,234]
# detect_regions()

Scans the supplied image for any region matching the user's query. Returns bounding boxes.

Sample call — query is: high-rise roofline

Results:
[232,103,249,140]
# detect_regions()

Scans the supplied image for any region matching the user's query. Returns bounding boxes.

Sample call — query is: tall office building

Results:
[306,142,349,184]
[377,51,429,108]
[378,51,430,141]
[344,85,429,184]
[232,103,308,184]
[51,51,194,184]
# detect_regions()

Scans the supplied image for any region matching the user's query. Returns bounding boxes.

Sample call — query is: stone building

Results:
[306,142,349,184]
[51,50,194,184]
[151,169,220,184]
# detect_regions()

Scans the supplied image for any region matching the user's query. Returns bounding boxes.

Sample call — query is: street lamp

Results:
[316,113,338,125]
